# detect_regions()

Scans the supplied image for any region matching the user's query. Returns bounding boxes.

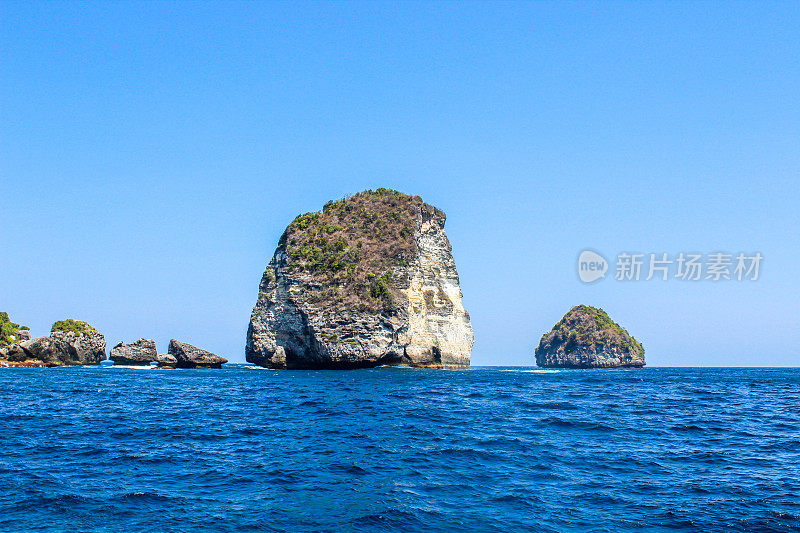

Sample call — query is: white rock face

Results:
[246,194,474,369]
[399,208,472,367]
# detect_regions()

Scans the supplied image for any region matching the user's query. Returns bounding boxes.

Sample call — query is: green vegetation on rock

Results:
[537,304,644,356]
[281,188,424,314]
[0,312,29,347]
[51,319,96,337]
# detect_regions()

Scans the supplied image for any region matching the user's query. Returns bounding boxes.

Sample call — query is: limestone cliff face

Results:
[535,305,645,368]
[246,189,473,369]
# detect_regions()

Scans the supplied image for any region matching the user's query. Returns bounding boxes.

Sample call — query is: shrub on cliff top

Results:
[51,319,96,336]
[282,189,424,314]
[0,312,29,347]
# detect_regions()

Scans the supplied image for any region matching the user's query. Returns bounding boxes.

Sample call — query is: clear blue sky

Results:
[2,1,798,366]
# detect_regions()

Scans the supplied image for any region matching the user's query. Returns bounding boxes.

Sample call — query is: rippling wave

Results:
[1,366,799,532]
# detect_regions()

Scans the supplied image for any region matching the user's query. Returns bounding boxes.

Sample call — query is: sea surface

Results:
[1,366,799,532]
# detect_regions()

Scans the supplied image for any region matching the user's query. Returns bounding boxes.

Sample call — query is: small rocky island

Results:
[535,305,645,368]
[110,338,227,368]
[168,340,228,368]
[246,188,474,369]
[0,316,106,367]
[2,313,227,369]
[110,338,158,365]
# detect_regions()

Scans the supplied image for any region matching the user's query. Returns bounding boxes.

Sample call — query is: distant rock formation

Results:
[0,319,106,367]
[167,340,227,368]
[246,189,474,369]
[110,339,158,365]
[535,305,645,368]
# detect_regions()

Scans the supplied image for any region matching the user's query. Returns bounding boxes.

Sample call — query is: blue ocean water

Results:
[1,366,799,532]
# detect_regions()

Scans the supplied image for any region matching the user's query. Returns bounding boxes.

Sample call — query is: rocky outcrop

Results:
[110,339,158,365]
[0,340,35,363]
[49,331,107,363]
[0,318,106,366]
[156,353,177,368]
[246,188,474,369]
[50,320,106,364]
[535,305,645,368]
[3,336,86,366]
[18,337,74,365]
[168,340,227,368]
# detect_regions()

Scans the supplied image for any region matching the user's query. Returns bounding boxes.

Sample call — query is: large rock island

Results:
[246,188,474,369]
[535,305,645,368]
